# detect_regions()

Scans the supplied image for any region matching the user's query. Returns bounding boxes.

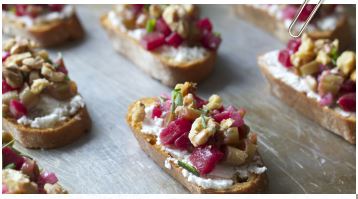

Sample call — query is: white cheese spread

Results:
[17,94,85,128]
[141,105,165,136]
[262,50,355,118]
[3,5,74,27]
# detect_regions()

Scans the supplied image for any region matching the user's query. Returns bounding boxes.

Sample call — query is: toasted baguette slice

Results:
[100,15,216,87]
[234,5,352,49]
[3,13,84,47]
[258,55,356,144]
[126,97,268,194]
[3,107,91,149]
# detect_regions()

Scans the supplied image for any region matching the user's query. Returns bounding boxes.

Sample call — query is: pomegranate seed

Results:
[278,49,293,68]
[9,99,27,119]
[337,93,356,112]
[2,51,10,62]
[55,58,68,75]
[189,146,224,175]
[298,4,315,22]
[287,38,301,53]
[48,4,64,12]
[151,105,162,119]
[339,80,356,94]
[15,5,28,16]
[155,18,171,37]
[141,32,165,51]
[319,93,333,106]
[201,32,221,51]
[282,5,297,20]
[2,80,17,94]
[165,32,183,48]
[196,18,213,32]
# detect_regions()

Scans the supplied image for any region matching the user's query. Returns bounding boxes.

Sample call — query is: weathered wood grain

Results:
[8,5,355,193]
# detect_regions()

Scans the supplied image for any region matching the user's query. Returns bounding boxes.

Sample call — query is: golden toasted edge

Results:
[126,97,268,193]
[3,107,92,149]
[257,54,355,144]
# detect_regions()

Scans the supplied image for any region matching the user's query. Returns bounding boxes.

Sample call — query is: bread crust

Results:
[258,55,356,144]
[3,107,92,149]
[100,15,216,87]
[3,13,84,47]
[126,98,268,194]
[234,5,352,49]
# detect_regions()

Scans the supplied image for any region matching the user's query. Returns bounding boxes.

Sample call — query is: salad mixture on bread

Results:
[131,82,266,189]
[108,4,222,51]
[2,4,73,26]
[277,34,356,113]
[2,38,85,128]
[2,131,67,194]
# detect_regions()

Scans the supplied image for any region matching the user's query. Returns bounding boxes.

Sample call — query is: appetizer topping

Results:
[3,4,64,18]
[138,82,264,185]
[113,4,221,51]
[2,132,67,194]
[277,34,356,112]
[2,38,84,128]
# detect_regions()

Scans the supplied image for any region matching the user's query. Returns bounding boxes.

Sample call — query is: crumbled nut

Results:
[50,72,66,82]
[47,81,77,100]
[3,66,24,88]
[3,38,16,51]
[41,63,55,77]
[131,102,145,126]
[189,116,218,147]
[22,56,44,69]
[10,43,28,55]
[182,4,197,17]
[4,52,32,66]
[351,70,356,82]
[162,5,190,38]
[2,104,9,117]
[183,93,195,108]
[2,169,38,194]
[304,75,318,92]
[318,72,344,96]
[2,91,19,105]
[149,5,163,18]
[36,50,49,60]
[28,71,41,85]
[204,94,222,111]
[316,50,331,65]
[219,118,240,145]
[298,60,320,76]
[174,82,196,96]
[135,13,148,28]
[30,78,49,94]
[44,183,68,194]
[20,86,40,109]
[291,35,316,67]
[337,51,355,76]
[175,106,201,121]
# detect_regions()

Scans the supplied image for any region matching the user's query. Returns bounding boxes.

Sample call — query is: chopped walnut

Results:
[3,38,16,51]
[291,35,316,67]
[316,50,331,65]
[162,5,190,38]
[44,183,68,194]
[2,169,38,194]
[4,52,32,66]
[149,5,163,18]
[174,82,196,96]
[20,86,40,109]
[22,56,44,70]
[28,71,41,85]
[351,70,356,82]
[203,94,222,111]
[131,101,145,126]
[31,78,50,94]
[189,116,218,147]
[337,51,356,76]
[303,75,318,92]
[2,91,19,105]
[3,66,24,88]
[183,93,195,108]
[41,63,65,82]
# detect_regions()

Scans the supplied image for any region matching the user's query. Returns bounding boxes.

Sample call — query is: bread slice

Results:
[234,5,352,49]
[126,97,268,194]
[3,13,84,47]
[100,15,216,87]
[3,107,91,149]
[258,54,356,144]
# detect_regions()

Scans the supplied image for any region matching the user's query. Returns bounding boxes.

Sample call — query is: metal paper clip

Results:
[288,0,324,38]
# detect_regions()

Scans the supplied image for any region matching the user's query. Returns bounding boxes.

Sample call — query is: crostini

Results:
[126,82,268,193]
[2,131,67,194]
[2,4,84,47]
[235,4,352,49]
[101,4,221,86]
[2,38,91,149]
[258,34,355,143]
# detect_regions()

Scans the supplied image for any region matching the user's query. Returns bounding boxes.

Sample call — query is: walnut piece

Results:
[189,116,218,147]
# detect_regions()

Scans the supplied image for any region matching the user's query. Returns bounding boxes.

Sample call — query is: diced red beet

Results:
[196,18,213,32]
[160,118,192,146]
[48,4,64,12]
[131,4,144,15]
[21,159,39,181]
[298,4,315,22]
[189,146,224,175]
[9,99,27,119]
[201,32,221,51]
[337,93,356,112]
[2,80,17,94]
[155,18,171,37]
[2,51,10,62]
[278,49,293,68]
[174,133,191,150]
[15,5,28,16]
[2,146,25,170]
[287,38,301,53]
[319,93,333,106]
[213,109,244,127]
[152,105,162,119]
[282,5,297,20]
[225,105,238,112]
[165,32,183,48]
[141,32,165,51]
[193,95,208,109]
[339,80,356,94]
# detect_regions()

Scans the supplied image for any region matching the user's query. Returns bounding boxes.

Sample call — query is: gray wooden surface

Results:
[10,5,355,194]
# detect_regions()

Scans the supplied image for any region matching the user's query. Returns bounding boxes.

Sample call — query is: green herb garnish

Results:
[201,114,207,128]
[146,18,156,33]
[170,88,183,114]
[158,96,166,104]
[213,32,221,37]
[4,163,16,169]
[2,139,15,149]
[330,46,339,65]
[178,160,200,176]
